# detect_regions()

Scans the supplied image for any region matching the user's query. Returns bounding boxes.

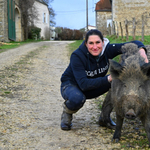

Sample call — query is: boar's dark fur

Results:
[109,43,150,146]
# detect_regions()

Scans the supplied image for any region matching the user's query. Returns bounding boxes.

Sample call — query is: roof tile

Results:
[95,0,111,11]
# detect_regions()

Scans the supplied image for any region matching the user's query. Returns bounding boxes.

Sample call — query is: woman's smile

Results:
[86,35,104,56]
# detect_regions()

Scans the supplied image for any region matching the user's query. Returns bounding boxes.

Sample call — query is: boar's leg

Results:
[99,90,116,129]
[140,115,150,147]
[112,114,124,142]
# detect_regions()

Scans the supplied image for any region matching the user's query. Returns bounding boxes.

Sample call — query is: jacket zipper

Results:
[97,62,99,67]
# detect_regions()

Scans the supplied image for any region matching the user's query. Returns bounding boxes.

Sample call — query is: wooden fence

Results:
[108,13,150,42]
[0,22,3,38]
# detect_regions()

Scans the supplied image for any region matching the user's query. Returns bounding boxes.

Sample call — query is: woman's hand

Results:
[108,75,112,83]
[139,48,149,63]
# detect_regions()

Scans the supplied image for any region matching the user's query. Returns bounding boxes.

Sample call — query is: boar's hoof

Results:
[99,117,116,130]
[112,138,120,143]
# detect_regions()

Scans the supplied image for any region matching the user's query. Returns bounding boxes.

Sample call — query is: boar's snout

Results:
[125,109,136,120]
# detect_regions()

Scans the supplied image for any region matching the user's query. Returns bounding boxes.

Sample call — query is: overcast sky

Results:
[50,0,100,30]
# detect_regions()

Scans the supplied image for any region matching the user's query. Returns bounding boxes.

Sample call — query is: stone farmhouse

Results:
[95,0,150,36]
[0,0,50,42]
[95,0,111,35]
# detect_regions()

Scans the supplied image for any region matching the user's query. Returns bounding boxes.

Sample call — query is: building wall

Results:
[0,0,23,42]
[0,0,9,42]
[33,1,50,40]
[96,11,112,36]
[112,0,150,36]
[15,0,23,41]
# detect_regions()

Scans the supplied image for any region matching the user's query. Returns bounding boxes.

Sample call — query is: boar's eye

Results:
[138,83,144,91]
[139,85,142,87]
[123,83,127,88]
[138,84,143,89]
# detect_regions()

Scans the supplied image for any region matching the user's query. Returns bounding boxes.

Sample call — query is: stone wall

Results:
[112,0,150,36]
[96,11,112,36]
[0,0,9,42]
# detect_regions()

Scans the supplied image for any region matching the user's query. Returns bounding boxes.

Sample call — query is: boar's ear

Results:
[141,62,150,77]
[109,59,123,78]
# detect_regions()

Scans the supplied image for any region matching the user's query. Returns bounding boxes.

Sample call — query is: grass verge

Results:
[0,39,43,53]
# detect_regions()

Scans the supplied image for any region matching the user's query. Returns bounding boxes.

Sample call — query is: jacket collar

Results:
[101,38,109,56]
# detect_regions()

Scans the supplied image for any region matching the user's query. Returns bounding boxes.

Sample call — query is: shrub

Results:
[56,27,83,40]
[28,26,41,40]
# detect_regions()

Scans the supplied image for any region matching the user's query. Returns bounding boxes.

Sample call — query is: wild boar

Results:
[109,43,150,146]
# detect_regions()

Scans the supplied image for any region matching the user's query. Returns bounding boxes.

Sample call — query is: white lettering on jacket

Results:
[85,63,109,77]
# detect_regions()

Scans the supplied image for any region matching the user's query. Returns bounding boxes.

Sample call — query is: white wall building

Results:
[85,25,96,31]
[33,0,50,40]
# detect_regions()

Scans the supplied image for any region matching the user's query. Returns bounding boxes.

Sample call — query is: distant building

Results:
[85,25,96,31]
[0,0,22,42]
[83,25,96,40]
[95,0,112,35]
[95,0,150,36]
[50,26,57,40]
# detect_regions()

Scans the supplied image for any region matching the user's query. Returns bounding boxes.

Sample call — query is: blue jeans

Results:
[60,81,111,111]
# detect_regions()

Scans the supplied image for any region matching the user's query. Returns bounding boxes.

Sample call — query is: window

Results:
[43,13,46,23]
[46,14,47,23]
[43,13,48,24]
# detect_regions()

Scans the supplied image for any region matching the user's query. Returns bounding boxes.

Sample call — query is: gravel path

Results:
[0,41,121,149]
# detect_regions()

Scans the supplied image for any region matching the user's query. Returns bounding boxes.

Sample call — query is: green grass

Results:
[0,43,21,50]
[0,39,42,52]
[105,35,150,45]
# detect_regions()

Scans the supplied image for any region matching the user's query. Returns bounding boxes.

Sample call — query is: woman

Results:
[60,29,148,130]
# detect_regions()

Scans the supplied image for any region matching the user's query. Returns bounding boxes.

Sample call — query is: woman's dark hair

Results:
[85,29,104,43]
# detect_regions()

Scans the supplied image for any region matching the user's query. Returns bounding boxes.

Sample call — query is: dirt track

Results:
[0,41,121,149]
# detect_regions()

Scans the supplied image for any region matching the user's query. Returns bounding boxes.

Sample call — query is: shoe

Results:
[99,116,116,129]
[61,111,72,131]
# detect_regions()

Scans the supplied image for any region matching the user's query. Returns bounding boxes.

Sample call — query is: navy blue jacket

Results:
[61,38,146,91]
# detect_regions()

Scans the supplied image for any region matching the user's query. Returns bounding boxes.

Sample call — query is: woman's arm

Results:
[109,47,149,83]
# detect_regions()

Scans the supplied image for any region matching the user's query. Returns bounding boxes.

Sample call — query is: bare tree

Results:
[19,0,37,40]
[49,7,56,26]
[43,0,50,4]
[43,0,56,26]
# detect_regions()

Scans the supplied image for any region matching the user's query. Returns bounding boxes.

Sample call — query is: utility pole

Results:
[86,0,88,31]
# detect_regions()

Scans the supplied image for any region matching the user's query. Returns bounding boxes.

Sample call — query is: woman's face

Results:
[86,35,104,56]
